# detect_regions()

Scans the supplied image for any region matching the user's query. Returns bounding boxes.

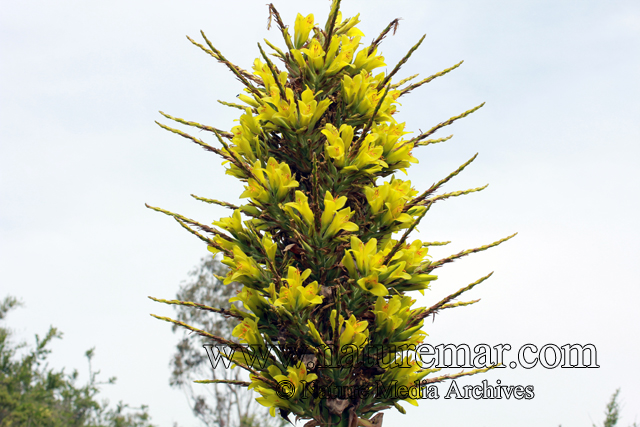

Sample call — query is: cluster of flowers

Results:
[150,2,513,426]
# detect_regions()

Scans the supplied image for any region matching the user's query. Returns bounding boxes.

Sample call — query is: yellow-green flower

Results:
[297,88,332,130]
[273,266,323,311]
[221,246,264,286]
[320,191,358,238]
[344,134,387,174]
[352,46,386,72]
[363,178,423,230]
[294,13,315,49]
[229,286,269,318]
[378,354,430,406]
[232,317,264,346]
[252,371,291,417]
[284,190,315,228]
[320,191,347,232]
[342,71,400,122]
[307,319,327,347]
[342,236,378,278]
[261,232,277,263]
[240,158,299,206]
[338,314,369,348]
[263,157,299,201]
[237,93,260,108]
[357,273,388,296]
[213,209,245,236]
[322,123,354,167]
[402,272,438,294]
[334,11,362,36]
[301,38,325,70]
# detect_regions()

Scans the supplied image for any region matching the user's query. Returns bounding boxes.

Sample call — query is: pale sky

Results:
[1,0,639,426]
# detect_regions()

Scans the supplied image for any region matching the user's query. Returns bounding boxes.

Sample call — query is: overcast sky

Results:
[1,0,639,426]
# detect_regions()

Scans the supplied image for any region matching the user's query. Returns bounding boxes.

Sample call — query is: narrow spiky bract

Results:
[149,2,515,426]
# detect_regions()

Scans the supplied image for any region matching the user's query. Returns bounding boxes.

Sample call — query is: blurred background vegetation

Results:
[0,296,153,427]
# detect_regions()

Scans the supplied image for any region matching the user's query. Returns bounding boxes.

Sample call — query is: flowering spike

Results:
[190,194,239,210]
[400,60,464,96]
[324,0,343,50]
[379,34,426,89]
[368,18,401,55]
[267,3,294,51]
[158,111,233,139]
[408,153,479,208]
[194,32,263,96]
[149,3,516,425]
[411,102,485,144]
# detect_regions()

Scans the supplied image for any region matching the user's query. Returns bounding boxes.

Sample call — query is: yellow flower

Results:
[342,71,400,123]
[239,178,268,206]
[363,178,422,230]
[291,48,307,69]
[379,355,430,406]
[353,46,386,72]
[342,236,378,278]
[307,320,327,346]
[385,141,418,173]
[263,157,299,202]
[322,123,354,167]
[252,59,288,103]
[338,314,369,348]
[344,134,387,174]
[229,286,269,317]
[225,108,264,164]
[341,235,428,295]
[402,272,438,294]
[269,362,318,403]
[341,72,366,108]
[320,191,346,231]
[254,387,290,417]
[213,209,245,236]
[375,261,411,283]
[294,13,315,49]
[297,88,332,130]
[270,88,298,129]
[324,35,360,76]
[221,246,264,286]
[390,240,430,273]
[324,207,358,238]
[319,191,358,238]
[240,165,270,206]
[240,158,299,206]
[261,232,277,263]
[238,93,260,108]
[206,234,236,258]
[232,317,264,346]
[371,121,408,150]
[273,266,322,311]
[366,122,418,173]
[284,190,315,228]
[357,273,388,296]
[301,38,325,70]
[334,12,362,36]
[373,295,404,334]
